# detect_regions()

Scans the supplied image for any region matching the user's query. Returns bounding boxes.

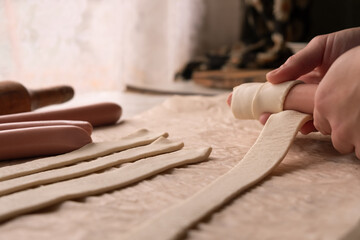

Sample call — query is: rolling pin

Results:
[0,81,74,115]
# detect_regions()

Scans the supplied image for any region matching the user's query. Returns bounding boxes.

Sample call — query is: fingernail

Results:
[226,93,232,107]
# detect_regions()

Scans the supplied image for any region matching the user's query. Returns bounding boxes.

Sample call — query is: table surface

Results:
[40,82,230,120]
[39,90,171,120]
[2,88,360,240]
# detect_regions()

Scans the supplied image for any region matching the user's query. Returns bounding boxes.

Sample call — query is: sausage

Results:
[0,102,122,127]
[227,83,317,114]
[0,125,92,160]
[282,83,316,114]
[0,120,93,135]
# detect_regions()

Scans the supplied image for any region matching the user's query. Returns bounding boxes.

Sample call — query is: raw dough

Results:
[0,137,183,196]
[0,147,211,222]
[125,111,312,240]
[0,129,167,181]
[231,80,303,119]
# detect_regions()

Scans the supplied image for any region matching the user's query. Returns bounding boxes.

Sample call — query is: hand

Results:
[267,27,360,84]
[263,27,360,146]
[313,46,360,158]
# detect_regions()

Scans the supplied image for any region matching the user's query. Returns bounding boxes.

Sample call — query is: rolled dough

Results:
[0,137,183,196]
[125,111,312,240]
[0,129,167,181]
[231,81,302,119]
[0,147,211,222]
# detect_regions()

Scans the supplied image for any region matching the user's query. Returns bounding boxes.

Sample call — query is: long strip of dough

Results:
[125,110,312,240]
[0,147,212,222]
[0,129,167,181]
[0,137,183,196]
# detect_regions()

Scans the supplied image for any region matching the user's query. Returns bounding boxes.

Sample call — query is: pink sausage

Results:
[0,125,92,160]
[0,120,93,135]
[283,83,316,114]
[0,102,122,127]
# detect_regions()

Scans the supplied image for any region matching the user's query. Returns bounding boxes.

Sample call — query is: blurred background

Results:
[0,0,359,93]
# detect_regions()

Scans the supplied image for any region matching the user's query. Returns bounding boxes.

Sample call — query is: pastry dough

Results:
[0,147,211,222]
[231,80,303,119]
[0,137,183,196]
[124,111,312,240]
[0,129,167,181]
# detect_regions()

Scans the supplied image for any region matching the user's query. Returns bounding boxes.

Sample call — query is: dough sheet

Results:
[0,137,183,196]
[1,95,360,240]
[125,111,312,240]
[0,147,211,222]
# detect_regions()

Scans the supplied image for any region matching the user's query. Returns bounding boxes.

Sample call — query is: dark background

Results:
[308,0,360,39]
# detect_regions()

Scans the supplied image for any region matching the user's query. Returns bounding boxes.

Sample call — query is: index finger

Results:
[267,36,326,83]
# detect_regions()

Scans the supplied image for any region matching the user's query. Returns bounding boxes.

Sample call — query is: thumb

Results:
[267,36,326,84]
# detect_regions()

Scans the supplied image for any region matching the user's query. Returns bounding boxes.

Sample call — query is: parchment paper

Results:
[1,94,359,240]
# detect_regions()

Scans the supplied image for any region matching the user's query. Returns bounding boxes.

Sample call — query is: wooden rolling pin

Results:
[0,81,74,115]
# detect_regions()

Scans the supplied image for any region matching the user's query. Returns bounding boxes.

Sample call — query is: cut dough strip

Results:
[0,129,167,181]
[125,111,312,240]
[0,147,212,222]
[0,137,183,196]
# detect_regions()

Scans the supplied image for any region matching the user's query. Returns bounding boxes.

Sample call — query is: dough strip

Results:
[0,129,167,181]
[0,137,183,196]
[125,111,311,240]
[0,147,211,222]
